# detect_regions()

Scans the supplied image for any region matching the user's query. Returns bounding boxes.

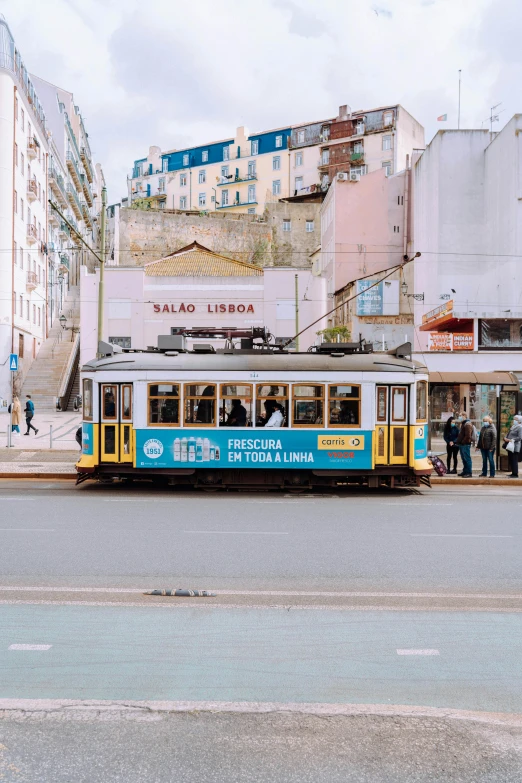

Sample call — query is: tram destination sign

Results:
[135,429,373,470]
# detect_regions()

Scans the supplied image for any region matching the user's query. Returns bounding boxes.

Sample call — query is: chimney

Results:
[339,104,351,120]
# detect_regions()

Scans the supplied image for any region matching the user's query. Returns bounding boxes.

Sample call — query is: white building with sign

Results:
[80,242,326,364]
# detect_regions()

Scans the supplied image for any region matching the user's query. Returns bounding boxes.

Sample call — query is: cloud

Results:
[0,0,518,200]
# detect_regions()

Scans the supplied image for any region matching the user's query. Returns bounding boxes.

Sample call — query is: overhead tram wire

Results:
[281,252,422,350]
[47,199,103,265]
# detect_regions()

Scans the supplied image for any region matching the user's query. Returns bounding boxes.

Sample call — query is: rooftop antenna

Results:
[458,70,461,130]
[488,102,502,135]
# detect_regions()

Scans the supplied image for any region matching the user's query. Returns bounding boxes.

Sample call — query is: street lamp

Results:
[59,314,67,329]
[401,282,424,301]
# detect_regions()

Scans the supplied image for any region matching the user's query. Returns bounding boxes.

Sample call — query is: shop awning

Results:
[429,371,518,385]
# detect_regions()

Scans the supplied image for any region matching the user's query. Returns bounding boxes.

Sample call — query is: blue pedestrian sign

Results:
[9,354,18,371]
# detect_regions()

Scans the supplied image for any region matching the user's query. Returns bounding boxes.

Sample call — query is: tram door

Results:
[375,385,410,465]
[100,384,133,463]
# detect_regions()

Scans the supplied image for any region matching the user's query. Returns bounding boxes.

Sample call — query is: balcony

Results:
[49,167,68,208]
[26,223,37,244]
[58,254,70,272]
[81,200,93,228]
[66,151,82,189]
[47,241,57,255]
[318,157,330,169]
[27,177,38,202]
[80,174,93,206]
[350,152,364,162]
[66,183,83,220]
[80,146,94,183]
[68,217,82,245]
[48,206,60,227]
[216,173,257,186]
[26,271,38,291]
[27,137,39,160]
[58,221,70,240]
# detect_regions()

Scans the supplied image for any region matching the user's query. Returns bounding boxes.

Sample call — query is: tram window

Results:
[104,425,116,454]
[416,381,427,422]
[148,383,180,426]
[328,385,360,427]
[123,425,131,455]
[122,385,132,420]
[102,385,117,420]
[292,385,324,427]
[256,384,288,428]
[392,388,407,422]
[184,384,216,426]
[376,387,387,422]
[220,384,252,427]
[83,379,93,421]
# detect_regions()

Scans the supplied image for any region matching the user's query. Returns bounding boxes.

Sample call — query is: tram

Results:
[76,332,432,489]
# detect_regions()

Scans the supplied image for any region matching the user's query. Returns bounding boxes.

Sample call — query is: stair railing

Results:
[57,332,80,412]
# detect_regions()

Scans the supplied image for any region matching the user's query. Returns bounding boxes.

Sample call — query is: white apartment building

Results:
[0,15,102,406]
[128,104,425,216]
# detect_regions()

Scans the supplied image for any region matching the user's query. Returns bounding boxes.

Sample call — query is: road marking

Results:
[8,644,52,651]
[0,529,55,532]
[397,649,440,656]
[182,531,289,535]
[410,534,513,538]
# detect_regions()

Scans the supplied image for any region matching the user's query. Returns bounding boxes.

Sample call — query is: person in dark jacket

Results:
[504,414,522,478]
[477,416,496,477]
[455,414,473,477]
[443,416,460,474]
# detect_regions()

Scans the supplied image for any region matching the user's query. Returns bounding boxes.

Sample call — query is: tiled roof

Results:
[144,241,263,278]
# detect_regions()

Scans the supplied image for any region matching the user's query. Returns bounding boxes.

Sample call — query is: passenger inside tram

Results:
[338,400,357,424]
[264,402,284,428]
[223,399,247,427]
[195,386,215,424]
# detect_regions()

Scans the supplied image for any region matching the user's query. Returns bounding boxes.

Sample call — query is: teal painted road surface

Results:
[1,606,521,712]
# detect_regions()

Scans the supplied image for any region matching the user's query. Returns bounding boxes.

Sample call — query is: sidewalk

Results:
[0,411,81,451]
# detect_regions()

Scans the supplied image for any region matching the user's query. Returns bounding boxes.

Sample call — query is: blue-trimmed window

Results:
[202,150,208,162]
[162,159,168,172]
[180,173,187,186]
[180,196,187,209]
[199,170,206,184]
[198,192,206,207]
[223,147,229,161]
[248,184,256,203]
[295,152,303,166]
[221,165,229,178]
[222,189,229,206]
[272,180,281,195]
[275,135,283,148]
[248,160,256,177]
[183,153,189,166]
[251,140,259,156]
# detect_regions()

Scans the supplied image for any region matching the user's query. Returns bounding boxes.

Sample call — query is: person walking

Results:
[10,396,22,436]
[443,416,460,474]
[23,394,39,436]
[477,415,496,477]
[455,414,473,477]
[504,414,522,478]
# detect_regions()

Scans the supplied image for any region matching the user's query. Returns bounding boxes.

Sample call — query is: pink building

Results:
[315,168,414,349]
[80,242,326,364]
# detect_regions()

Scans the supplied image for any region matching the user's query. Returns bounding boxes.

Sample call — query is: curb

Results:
[0,473,76,480]
[431,477,520,485]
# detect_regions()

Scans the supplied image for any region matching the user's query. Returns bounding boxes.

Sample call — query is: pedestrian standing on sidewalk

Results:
[504,414,522,478]
[10,396,21,436]
[477,415,496,477]
[443,416,460,474]
[455,414,473,477]
[23,394,39,436]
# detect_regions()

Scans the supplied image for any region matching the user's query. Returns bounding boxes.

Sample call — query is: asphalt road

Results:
[0,480,521,781]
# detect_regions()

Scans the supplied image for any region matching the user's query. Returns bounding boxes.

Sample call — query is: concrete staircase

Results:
[22,287,80,414]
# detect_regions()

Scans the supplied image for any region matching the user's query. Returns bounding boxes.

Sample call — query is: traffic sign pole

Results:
[7,354,18,448]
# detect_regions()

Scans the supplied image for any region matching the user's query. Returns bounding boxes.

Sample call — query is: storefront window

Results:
[430,384,497,436]
[480,319,522,348]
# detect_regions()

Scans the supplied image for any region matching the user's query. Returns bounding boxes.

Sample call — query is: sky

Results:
[1,0,519,201]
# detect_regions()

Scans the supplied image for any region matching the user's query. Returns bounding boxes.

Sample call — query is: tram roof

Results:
[82,352,428,374]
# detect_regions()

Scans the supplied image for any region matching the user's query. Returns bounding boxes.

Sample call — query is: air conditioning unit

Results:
[350,173,361,182]
[337,172,349,181]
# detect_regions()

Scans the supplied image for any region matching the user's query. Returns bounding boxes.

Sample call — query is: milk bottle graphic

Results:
[196,437,203,462]
[188,437,196,462]
[203,438,210,461]
[173,438,181,461]
[209,445,216,461]
[180,437,188,462]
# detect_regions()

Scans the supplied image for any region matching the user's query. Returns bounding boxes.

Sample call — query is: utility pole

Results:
[97,186,107,352]
[294,274,299,352]
[457,69,461,130]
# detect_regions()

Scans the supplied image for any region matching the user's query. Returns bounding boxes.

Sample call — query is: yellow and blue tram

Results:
[76,340,431,489]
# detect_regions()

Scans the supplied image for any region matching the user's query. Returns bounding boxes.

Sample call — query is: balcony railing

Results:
[58,254,70,270]
[66,152,82,189]
[58,221,70,239]
[80,174,93,206]
[216,173,257,186]
[27,137,39,160]
[49,167,68,207]
[350,152,364,162]
[48,206,59,226]
[81,200,92,227]
[66,183,83,219]
[26,271,38,291]
[81,148,94,183]
[26,223,37,243]
[216,200,258,210]
[26,177,38,201]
